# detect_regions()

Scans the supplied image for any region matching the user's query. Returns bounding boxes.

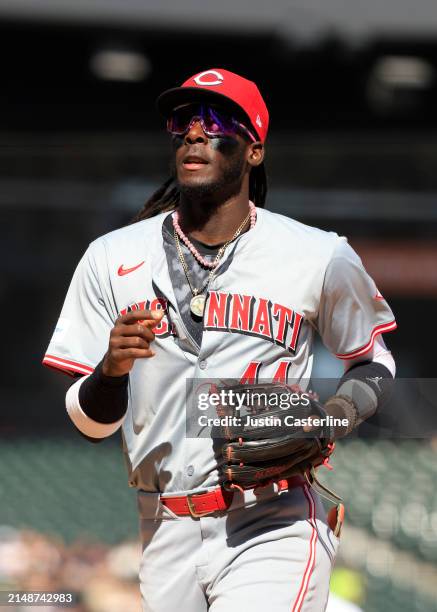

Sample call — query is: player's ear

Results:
[247,142,264,168]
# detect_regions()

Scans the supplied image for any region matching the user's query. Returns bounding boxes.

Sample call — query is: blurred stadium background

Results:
[1,1,437,610]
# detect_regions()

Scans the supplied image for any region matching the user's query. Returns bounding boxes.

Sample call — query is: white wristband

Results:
[65,375,126,439]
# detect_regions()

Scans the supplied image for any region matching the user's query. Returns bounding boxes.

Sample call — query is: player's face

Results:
[169,105,261,201]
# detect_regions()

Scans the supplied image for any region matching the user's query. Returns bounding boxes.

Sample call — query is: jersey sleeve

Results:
[317,237,397,360]
[42,240,116,376]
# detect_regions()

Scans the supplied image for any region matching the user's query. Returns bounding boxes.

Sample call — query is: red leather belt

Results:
[160,475,306,518]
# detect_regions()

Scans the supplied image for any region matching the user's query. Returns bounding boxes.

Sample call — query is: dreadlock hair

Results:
[130,163,267,224]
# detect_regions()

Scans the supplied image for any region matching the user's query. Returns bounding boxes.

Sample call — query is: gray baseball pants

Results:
[138,481,340,612]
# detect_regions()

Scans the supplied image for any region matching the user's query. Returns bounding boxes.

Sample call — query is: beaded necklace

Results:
[172,201,257,269]
[172,202,257,317]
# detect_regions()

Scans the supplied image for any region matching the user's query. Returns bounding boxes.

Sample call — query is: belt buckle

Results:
[186,491,213,518]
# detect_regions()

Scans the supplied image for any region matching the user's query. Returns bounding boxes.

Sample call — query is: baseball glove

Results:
[212,382,335,489]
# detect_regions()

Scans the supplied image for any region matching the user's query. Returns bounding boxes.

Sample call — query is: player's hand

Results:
[102,309,164,377]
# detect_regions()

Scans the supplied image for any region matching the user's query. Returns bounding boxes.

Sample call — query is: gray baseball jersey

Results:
[43,208,396,493]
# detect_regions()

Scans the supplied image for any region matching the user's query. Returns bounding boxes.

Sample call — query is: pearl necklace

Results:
[172,201,257,270]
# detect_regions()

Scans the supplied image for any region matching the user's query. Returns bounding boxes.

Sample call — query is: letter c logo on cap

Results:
[194,70,224,86]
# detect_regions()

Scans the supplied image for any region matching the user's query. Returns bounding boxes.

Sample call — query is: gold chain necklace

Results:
[173,210,251,318]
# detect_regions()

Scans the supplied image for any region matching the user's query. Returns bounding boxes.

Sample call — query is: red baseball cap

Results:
[156,68,269,143]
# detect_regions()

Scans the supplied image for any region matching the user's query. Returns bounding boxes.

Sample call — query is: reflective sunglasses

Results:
[167,103,257,142]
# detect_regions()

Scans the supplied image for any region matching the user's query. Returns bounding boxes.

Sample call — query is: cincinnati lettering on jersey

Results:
[118,297,176,338]
[204,291,304,353]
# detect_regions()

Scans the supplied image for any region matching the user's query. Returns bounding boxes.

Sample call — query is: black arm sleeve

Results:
[69,360,128,444]
[78,359,129,423]
[339,360,394,414]
[324,361,394,438]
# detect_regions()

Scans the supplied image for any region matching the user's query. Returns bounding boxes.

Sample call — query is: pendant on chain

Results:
[190,294,207,318]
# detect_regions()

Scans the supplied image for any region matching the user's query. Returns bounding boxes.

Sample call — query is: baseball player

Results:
[43,68,397,611]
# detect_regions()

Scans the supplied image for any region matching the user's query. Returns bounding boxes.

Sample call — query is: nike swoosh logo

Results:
[117,261,145,276]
